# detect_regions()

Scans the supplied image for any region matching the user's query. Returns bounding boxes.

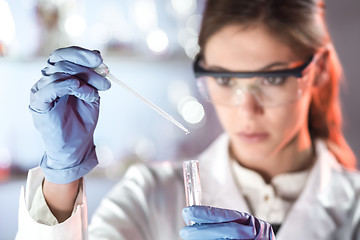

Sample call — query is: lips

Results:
[237,132,269,143]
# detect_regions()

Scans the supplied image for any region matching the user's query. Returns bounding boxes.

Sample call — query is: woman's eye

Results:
[263,76,286,86]
[215,77,233,86]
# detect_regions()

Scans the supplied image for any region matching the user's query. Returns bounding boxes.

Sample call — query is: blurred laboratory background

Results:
[0,0,359,239]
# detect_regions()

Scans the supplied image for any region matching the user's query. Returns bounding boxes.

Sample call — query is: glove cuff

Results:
[40,146,99,184]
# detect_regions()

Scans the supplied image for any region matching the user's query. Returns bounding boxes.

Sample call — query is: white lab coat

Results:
[16,134,360,239]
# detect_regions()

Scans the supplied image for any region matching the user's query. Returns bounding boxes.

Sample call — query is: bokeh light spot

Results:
[146,29,169,54]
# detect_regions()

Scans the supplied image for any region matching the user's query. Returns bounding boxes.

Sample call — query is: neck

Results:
[232,127,314,183]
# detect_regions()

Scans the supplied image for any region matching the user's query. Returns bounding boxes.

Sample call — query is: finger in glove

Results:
[179,222,255,240]
[183,206,252,224]
[42,61,110,91]
[49,46,103,68]
[30,78,100,113]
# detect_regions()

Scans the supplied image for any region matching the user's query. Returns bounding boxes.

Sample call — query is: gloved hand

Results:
[29,46,111,184]
[180,206,275,240]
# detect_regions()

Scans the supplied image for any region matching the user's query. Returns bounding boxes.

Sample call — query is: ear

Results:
[313,50,329,87]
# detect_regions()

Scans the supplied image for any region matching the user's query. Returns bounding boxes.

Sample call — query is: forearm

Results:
[43,178,80,223]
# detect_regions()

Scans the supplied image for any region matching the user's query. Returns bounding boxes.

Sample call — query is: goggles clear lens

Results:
[197,74,311,107]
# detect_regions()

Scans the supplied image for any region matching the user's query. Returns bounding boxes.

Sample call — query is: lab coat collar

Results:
[198,133,250,213]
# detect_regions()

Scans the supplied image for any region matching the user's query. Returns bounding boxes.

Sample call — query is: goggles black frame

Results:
[193,55,314,79]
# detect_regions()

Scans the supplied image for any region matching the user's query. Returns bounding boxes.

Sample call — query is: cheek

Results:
[269,107,300,135]
[213,106,235,131]
[268,94,311,139]
[212,90,311,137]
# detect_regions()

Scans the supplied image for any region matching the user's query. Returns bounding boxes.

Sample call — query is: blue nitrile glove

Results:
[29,46,111,184]
[180,206,275,240]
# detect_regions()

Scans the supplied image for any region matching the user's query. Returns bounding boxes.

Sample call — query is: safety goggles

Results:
[193,54,316,107]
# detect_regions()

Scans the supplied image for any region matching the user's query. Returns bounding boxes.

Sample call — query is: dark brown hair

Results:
[198,0,356,169]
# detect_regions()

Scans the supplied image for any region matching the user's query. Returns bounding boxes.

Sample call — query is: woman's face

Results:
[204,24,315,164]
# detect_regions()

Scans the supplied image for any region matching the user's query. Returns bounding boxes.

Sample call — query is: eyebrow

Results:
[205,61,290,72]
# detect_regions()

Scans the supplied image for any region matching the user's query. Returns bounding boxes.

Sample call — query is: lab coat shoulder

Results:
[278,140,360,239]
[320,161,360,239]
[89,161,186,240]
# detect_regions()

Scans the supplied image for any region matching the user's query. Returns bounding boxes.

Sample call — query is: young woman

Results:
[17,0,360,239]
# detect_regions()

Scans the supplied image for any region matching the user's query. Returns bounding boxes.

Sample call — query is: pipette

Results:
[94,63,190,135]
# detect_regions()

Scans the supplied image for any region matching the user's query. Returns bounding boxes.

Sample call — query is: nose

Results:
[234,88,263,116]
